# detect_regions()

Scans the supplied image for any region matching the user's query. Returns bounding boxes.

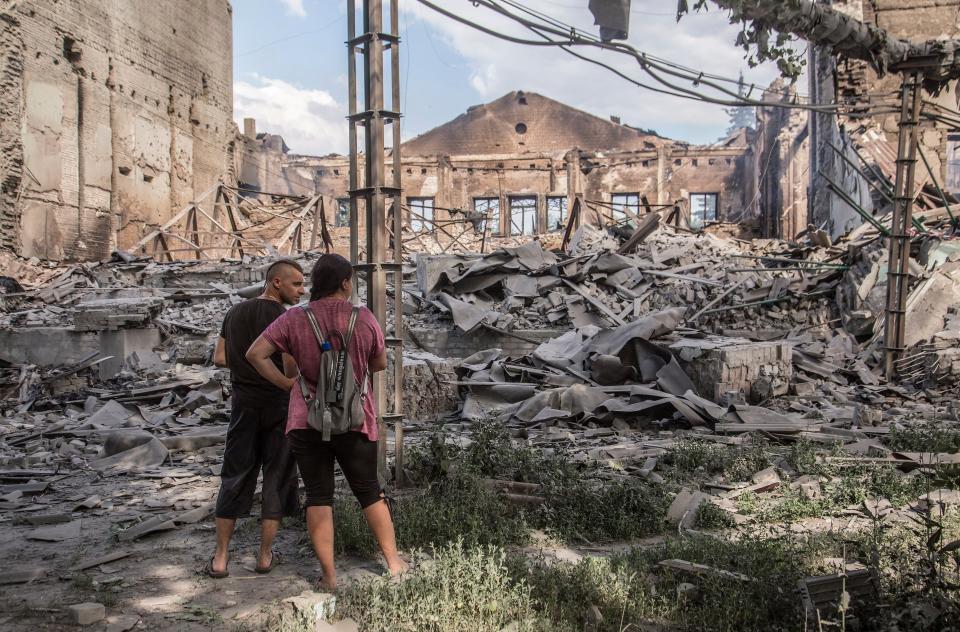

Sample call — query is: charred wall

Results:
[271,143,752,235]
[0,0,234,261]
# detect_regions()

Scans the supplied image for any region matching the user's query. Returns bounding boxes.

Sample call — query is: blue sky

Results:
[232,0,790,155]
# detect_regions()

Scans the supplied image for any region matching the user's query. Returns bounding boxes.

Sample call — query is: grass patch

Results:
[334,472,529,556]
[516,533,833,632]
[336,533,841,632]
[336,518,960,632]
[887,425,960,454]
[666,438,770,482]
[338,540,538,632]
[695,501,736,529]
[532,477,669,543]
[361,421,670,550]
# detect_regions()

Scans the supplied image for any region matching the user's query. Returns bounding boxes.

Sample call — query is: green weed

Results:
[338,540,538,632]
[887,425,960,454]
[695,501,736,529]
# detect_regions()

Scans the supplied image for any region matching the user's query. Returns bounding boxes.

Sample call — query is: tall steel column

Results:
[883,71,923,381]
[347,0,404,483]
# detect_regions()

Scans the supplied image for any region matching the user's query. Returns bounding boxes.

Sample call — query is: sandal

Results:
[202,557,229,579]
[255,549,281,574]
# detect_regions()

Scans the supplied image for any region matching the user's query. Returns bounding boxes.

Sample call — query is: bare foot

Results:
[387,558,410,577]
[212,551,228,575]
[315,576,337,592]
[256,548,273,570]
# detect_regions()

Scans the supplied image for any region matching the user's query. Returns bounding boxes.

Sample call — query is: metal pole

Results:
[348,1,359,267]
[360,0,389,480]
[388,0,405,488]
[883,72,923,381]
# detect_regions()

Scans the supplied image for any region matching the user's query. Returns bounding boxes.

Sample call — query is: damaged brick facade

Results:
[0,0,234,261]
[243,91,755,236]
[807,0,960,237]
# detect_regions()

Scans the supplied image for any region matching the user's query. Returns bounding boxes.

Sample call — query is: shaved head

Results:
[263,259,306,306]
[264,259,303,283]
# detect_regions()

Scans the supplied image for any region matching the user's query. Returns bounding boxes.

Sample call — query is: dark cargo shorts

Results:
[214,393,299,520]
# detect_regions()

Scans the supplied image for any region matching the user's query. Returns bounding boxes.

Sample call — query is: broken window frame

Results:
[408,197,435,232]
[335,198,350,228]
[509,196,537,236]
[474,197,501,236]
[610,193,641,224]
[546,196,568,232]
[689,192,719,229]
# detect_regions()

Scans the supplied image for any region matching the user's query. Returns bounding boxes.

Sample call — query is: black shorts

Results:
[215,394,299,520]
[287,429,382,509]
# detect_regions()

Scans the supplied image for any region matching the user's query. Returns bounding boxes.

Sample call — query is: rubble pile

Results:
[409,223,844,339]
[1,204,960,627]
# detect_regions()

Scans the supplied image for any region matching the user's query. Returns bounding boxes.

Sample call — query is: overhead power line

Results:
[414,0,913,119]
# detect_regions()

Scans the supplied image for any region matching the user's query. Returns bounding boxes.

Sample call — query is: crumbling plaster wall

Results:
[812,0,960,235]
[278,143,751,234]
[0,4,23,253]
[1,0,234,261]
[755,82,810,239]
[859,0,960,183]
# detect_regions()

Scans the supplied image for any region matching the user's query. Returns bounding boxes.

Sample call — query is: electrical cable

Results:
[474,0,845,112]
[419,0,890,116]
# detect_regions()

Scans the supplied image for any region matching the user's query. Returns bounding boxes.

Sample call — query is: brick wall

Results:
[275,142,751,236]
[1,0,234,261]
[671,338,794,403]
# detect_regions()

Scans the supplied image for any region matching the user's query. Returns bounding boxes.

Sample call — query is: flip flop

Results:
[255,550,281,574]
[203,557,229,579]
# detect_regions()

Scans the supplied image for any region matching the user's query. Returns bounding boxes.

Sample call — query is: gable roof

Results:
[401,91,666,157]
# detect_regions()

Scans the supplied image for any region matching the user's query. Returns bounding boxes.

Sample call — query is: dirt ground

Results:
[0,449,391,631]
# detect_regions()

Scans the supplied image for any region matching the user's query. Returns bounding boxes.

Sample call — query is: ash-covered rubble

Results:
[399,211,960,510]
[0,199,959,574]
[408,223,843,337]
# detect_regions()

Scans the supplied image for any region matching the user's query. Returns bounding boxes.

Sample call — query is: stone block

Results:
[670,336,793,404]
[0,327,100,366]
[283,591,336,624]
[65,602,105,625]
[98,328,162,379]
[73,297,164,331]
[384,351,460,420]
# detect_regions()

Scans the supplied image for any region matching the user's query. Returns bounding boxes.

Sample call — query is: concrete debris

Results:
[0,567,46,585]
[283,590,337,622]
[65,602,106,626]
[658,558,757,583]
[26,519,82,542]
[1,190,960,630]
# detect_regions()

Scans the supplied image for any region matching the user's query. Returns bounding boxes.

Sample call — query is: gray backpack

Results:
[297,305,369,441]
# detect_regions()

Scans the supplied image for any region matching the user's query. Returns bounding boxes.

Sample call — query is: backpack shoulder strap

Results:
[300,304,327,348]
[343,306,360,346]
[297,305,327,401]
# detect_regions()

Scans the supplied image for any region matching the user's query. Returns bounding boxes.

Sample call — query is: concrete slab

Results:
[0,327,99,366]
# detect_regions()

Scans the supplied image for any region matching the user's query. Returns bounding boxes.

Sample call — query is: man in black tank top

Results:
[205,259,304,578]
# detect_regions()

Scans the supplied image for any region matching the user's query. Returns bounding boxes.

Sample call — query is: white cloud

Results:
[234,74,346,155]
[280,0,307,18]
[402,0,796,144]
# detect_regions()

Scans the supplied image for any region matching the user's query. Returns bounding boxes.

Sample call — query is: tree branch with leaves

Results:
[678,0,960,87]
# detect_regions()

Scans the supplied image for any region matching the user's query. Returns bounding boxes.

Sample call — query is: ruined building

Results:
[243,91,755,237]
[0,0,235,261]
[764,0,960,240]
